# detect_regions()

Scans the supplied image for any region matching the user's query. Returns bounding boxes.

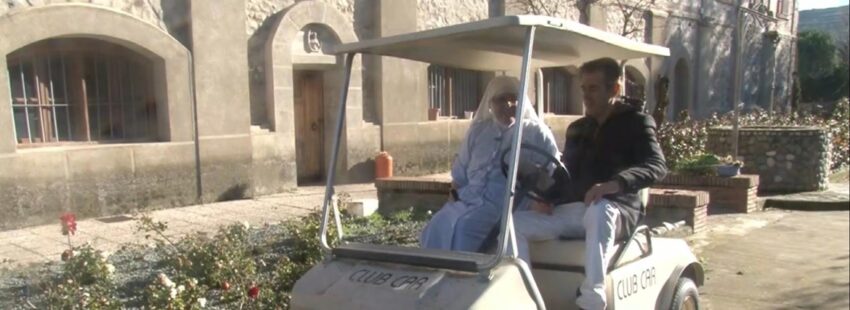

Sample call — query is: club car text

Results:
[616,267,656,300]
[348,268,431,291]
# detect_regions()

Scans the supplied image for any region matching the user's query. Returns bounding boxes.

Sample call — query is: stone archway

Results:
[264,0,365,184]
[0,4,193,153]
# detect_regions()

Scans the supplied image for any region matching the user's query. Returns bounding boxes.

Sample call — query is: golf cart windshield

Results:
[318,15,669,274]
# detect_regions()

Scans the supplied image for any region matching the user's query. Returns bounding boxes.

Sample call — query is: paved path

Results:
[0,183,377,268]
[694,210,850,310]
[763,182,850,211]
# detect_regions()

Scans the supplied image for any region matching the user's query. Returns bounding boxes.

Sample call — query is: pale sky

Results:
[799,0,849,10]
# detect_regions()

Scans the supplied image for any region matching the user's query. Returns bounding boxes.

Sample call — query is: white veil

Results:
[471,76,541,127]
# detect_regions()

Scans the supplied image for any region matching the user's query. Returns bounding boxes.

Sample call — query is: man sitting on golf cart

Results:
[420,76,560,253]
[512,58,667,310]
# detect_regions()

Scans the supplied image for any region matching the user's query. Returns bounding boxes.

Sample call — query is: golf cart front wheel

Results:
[670,277,700,310]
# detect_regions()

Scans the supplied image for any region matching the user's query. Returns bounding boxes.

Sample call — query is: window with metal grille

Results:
[8,38,156,146]
[541,67,582,115]
[428,65,483,118]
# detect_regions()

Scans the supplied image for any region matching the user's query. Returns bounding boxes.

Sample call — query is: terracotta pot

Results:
[428,108,440,121]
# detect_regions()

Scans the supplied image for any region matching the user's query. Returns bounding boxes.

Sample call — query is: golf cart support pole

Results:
[479,25,546,310]
[319,52,356,251]
[481,25,536,271]
[470,27,547,310]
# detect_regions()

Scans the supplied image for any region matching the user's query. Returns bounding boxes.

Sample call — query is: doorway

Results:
[672,58,690,120]
[294,70,325,184]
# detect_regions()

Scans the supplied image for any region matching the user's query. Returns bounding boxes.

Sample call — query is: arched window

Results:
[428,64,483,118]
[8,38,156,145]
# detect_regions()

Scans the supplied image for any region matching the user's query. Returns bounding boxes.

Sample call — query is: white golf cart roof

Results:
[331,15,670,71]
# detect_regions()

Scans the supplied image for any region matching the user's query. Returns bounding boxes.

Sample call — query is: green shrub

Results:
[672,154,721,176]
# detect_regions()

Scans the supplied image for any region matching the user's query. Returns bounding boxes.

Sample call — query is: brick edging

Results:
[648,188,710,209]
[375,177,452,192]
[657,174,759,188]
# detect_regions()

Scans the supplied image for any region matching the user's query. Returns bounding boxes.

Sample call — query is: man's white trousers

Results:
[512,199,622,310]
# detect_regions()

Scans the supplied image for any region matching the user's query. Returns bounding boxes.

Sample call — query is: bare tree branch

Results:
[508,0,605,24]
[609,0,654,38]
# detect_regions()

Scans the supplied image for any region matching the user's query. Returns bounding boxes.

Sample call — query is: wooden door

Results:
[294,71,325,183]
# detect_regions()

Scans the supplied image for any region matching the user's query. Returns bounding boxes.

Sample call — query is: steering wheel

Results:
[500,144,571,204]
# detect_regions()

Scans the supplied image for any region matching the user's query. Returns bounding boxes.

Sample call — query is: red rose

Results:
[60,213,77,236]
[248,284,260,299]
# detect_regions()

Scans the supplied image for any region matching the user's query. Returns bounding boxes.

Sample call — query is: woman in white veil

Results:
[420,75,560,252]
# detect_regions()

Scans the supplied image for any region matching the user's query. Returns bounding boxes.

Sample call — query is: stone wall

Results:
[503,0,579,20]
[417,0,489,31]
[0,139,254,230]
[2,0,191,46]
[707,126,831,192]
[2,0,165,27]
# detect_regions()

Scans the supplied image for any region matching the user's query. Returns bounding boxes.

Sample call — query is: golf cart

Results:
[291,15,704,310]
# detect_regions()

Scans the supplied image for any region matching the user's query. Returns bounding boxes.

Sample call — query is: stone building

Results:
[0,0,797,229]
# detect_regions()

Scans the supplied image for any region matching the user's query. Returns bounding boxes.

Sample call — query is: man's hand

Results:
[584,180,621,205]
[531,200,554,215]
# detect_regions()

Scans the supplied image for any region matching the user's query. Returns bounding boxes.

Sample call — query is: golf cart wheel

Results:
[670,277,700,310]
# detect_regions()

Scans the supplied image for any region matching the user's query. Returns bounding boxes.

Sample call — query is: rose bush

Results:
[3,195,431,309]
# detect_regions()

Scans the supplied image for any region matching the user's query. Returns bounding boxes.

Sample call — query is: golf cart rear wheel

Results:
[670,277,700,310]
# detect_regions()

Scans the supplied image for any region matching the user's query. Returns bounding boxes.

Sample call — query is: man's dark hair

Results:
[580,57,622,88]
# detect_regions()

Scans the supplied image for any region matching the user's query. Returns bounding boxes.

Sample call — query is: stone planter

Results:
[707,126,830,192]
[375,176,452,214]
[655,174,760,213]
[647,189,710,234]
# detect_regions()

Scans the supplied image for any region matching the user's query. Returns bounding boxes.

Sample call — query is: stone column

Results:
[188,0,251,136]
[0,57,14,153]
[374,0,427,124]
[189,0,254,201]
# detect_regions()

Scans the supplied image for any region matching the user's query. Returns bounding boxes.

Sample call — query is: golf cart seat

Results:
[529,189,651,272]
[530,238,620,271]
[528,226,652,273]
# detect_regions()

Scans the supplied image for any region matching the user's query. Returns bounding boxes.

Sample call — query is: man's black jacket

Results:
[560,103,667,231]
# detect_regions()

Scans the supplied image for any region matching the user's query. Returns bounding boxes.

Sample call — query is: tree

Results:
[798,31,838,80]
[797,30,848,102]
[609,0,654,39]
